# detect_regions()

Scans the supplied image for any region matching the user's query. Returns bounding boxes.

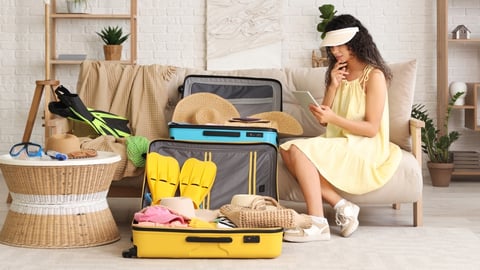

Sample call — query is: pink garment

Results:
[135,221,189,228]
[134,205,189,225]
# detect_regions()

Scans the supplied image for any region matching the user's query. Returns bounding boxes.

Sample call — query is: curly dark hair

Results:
[324,14,392,87]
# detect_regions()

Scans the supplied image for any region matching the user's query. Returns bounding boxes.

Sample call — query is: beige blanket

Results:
[76,60,180,140]
[75,61,181,179]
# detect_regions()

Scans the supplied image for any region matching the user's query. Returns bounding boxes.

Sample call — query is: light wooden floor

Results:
[0,173,479,270]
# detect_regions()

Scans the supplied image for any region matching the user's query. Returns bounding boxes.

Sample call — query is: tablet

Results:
[293,91,320,113]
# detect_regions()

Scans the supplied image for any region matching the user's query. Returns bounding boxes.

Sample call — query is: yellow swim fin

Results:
[179,158,217,208]
[145,152,180,205]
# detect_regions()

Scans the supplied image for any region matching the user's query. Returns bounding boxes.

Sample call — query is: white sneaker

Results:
[283,221,331,242]
[335,201,360,237]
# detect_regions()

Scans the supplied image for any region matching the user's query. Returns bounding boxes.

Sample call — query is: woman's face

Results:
[329,45,352,63]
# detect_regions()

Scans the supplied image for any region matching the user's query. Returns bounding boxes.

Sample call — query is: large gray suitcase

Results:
[178,74,282,117]
[147,139,278,210]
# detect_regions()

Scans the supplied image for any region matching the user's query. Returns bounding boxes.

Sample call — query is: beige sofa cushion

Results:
[388,60,417,151]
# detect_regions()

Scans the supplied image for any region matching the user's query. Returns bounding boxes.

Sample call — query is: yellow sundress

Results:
[280,65,402,195]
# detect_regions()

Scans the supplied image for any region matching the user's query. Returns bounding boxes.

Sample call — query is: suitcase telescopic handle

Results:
[185,236,233,243]
[185,235,261,243]
[203,130,240,137]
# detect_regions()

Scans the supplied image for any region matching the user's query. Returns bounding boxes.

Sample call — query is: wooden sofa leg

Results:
[413,199,423,227]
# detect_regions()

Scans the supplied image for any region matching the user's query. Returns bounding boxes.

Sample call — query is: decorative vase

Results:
[103,45,122,61]
[312,48,328,67]
[449,81,467,106]
[427,162,454,187]
[67,0,87,14]
[320,47,328,58]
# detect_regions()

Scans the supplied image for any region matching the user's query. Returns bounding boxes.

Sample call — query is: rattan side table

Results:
[0,151,121,248]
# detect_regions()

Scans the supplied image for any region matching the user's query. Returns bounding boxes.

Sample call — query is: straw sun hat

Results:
[172,92,240,125]
[172,93,303,137]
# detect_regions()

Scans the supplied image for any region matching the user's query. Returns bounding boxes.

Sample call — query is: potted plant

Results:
[316,4,337,39]
[411,91,464,187]
[96,26,130,61]
[315,4,337,66]
[66,0,88,14]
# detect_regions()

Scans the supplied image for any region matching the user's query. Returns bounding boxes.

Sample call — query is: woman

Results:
[281,14,402,242]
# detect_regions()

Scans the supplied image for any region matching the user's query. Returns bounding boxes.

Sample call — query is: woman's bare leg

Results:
[280,146,324,217]
[319,176,342,207]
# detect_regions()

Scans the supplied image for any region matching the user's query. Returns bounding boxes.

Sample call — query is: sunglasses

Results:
[9,142,43,158]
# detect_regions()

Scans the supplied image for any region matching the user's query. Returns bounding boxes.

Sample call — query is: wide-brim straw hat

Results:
[159,196,218,222]
[160,197,196,219]
[172,92,240,125]
[247,111,303,137]
[320,27,359,47]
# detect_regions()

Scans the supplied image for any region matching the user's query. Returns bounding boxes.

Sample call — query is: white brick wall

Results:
[0,0,479,153]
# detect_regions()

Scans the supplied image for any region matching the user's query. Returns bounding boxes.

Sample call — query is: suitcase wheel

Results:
[122,246,137,258]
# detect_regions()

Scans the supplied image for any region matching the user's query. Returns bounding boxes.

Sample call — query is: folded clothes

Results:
[134,205,190,225]
[135,221,189,228]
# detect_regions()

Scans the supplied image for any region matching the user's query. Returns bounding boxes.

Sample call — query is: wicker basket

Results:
[0,151,121,248]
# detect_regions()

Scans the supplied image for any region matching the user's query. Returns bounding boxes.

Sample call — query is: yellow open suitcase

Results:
[122,140,284,259]
[123,224,283,258]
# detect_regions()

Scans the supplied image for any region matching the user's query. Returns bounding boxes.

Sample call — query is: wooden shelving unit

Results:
[45,0,137,80]
[465,83,480,131]
[437,0,480,176]
[437,0,448,132]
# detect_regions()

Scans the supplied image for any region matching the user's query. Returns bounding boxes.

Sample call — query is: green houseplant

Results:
[316,4,337,39]
[314,4,337,66]
[96,26,130,61]
[411,91,464,186]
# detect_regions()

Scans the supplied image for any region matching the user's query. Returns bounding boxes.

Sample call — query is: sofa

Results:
[62,59,423,226]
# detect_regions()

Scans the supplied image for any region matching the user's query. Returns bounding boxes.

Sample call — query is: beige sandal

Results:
[68,149,98,159]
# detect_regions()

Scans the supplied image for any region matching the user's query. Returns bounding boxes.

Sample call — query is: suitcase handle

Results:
[185,236,233,243]
[203,130,240,137]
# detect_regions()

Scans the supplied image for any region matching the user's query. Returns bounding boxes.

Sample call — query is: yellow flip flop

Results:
[179,158,217,208]
[145,152,180,205]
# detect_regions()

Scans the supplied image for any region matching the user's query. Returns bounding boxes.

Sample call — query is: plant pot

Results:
[427,162,454,187]
[103,45,122,61]
[67,0,87,14]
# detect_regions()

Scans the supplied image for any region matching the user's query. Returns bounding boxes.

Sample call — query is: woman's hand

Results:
[309,104,334,126]
[330,62,348,89]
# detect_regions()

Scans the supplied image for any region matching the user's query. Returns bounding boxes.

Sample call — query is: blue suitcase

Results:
[168,122,278,146]
[172,75,283,146]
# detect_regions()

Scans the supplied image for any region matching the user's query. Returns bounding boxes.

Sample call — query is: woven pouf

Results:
[0,151,121,248]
